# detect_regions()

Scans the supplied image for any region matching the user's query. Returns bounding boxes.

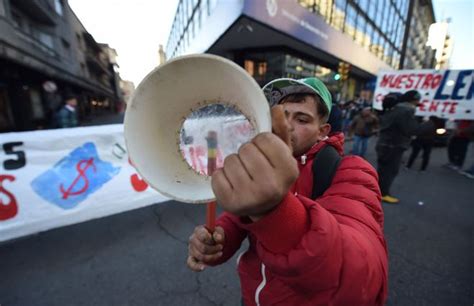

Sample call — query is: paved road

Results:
[1,138,473,305]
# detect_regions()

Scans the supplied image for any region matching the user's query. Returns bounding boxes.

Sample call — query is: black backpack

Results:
[311,145,342,199]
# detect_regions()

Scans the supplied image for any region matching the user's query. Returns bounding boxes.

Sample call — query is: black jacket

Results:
[377,102,419,149]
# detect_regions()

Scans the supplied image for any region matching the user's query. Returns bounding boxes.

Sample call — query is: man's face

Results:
[281,96,330,157]
[67,98,78,107]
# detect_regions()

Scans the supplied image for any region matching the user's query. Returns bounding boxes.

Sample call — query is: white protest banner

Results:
[373,69,474,119]
[0,124,186,242]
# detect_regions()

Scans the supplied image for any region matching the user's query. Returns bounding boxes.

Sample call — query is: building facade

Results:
[0,0,121,132]
[426,20,453,70]
[165,0,436,100]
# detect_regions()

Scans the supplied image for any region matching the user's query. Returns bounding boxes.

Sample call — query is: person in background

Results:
[55,94,79,128]
[327,93,343,134]
[455,122,474,178]
[349,107,379,157]
[406,116,438,171]
[341,100,359,136]
[444,120,473,171]
[376,90,420,204]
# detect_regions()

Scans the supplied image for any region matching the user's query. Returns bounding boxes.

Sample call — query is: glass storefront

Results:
[241,51,356,100]
[296,0,412,69]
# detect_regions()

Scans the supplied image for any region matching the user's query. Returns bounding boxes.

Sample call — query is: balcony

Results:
[14,28,58,58]
[11,0,56,26]
[85,51,109,75]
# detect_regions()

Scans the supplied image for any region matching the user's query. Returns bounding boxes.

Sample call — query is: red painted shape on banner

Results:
[0,174,18,221]
[131,173,148,192]
[449,102,458,114]
[428,101,439,112]
[60,158,96,199]
[128,158,148,192]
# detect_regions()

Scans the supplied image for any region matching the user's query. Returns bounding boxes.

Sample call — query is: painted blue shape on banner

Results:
[31,142,120,209]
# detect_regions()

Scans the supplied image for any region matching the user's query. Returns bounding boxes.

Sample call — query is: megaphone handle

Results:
[206,201,217,233]
[206,130,218,233]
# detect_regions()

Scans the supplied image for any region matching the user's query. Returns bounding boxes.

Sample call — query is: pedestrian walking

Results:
[444,120,473,170]
[55,94,79,128]
[349,107,379,157]
[376,90,420,204]
[406,116,438,171]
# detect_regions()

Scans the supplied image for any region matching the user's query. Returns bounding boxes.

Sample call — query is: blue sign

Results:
[242,0,390,75]
[31,142,120,209]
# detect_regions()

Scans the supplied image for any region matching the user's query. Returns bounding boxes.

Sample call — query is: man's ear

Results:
[319,123,331,140]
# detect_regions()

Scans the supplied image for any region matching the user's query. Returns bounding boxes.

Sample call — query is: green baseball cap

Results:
[262,77,332,115]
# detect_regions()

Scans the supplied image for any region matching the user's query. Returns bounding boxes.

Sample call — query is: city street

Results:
[1,138,473,306]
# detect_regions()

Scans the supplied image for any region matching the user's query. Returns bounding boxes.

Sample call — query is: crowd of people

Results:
[335,90,474,203]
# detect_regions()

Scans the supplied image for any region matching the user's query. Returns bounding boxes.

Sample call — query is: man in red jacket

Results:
[187,77,388,306]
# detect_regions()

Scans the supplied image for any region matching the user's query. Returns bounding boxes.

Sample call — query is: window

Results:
[54,0,63,16]
[244,60,254,76]
[316,0,333,21]
[61,38,71,58]
[76,33,82,49]
[357,0,368,11]
[355,15,366,45]
[364,23,373,49]
[396,21,405,46]
[374,1,384,28]
[370,30,380,54]
[38,31,54,49]
[331,0,345,31]
[367,0,376,21]
[380,2,391,34]
[11,10,22,28]
[344,4,357,39]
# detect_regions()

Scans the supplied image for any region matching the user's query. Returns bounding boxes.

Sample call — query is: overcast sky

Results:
[69,0,473,86]
[433,0,474,70]
[69,0,179,86]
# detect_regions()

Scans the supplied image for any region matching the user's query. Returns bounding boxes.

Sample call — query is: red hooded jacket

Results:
[212,133,388,306]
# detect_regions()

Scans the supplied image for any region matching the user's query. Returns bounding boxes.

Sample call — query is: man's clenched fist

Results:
[211,132,298,220]
[187,225,225,272]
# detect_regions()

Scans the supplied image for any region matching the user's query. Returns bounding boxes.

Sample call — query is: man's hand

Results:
[211,132,299,219]
[187,225,225,272]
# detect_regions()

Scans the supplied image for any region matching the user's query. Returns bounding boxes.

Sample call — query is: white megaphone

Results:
[124,54,271,204]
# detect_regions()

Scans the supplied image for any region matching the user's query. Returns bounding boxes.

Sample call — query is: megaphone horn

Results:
[124,54,271,204]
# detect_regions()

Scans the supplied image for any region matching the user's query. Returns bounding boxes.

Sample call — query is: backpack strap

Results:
[311,145,342,199]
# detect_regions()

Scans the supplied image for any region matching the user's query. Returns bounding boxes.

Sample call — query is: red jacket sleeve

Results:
[241,156,388,305]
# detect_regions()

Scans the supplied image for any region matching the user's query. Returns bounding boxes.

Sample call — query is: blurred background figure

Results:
[444,120,473,170]
[406,116,438,171]
[55,95,79,128]
[328,92,343,135]
[376,90,421,204]
[349,107,379,158]
[341,100,359,136]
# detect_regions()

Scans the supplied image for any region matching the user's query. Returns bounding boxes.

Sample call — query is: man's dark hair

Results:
[64,93,77,101]
[281,93,329,123]
[400,90,421,102]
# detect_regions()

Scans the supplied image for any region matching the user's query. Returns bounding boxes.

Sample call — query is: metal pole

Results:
[399,0,415,69]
